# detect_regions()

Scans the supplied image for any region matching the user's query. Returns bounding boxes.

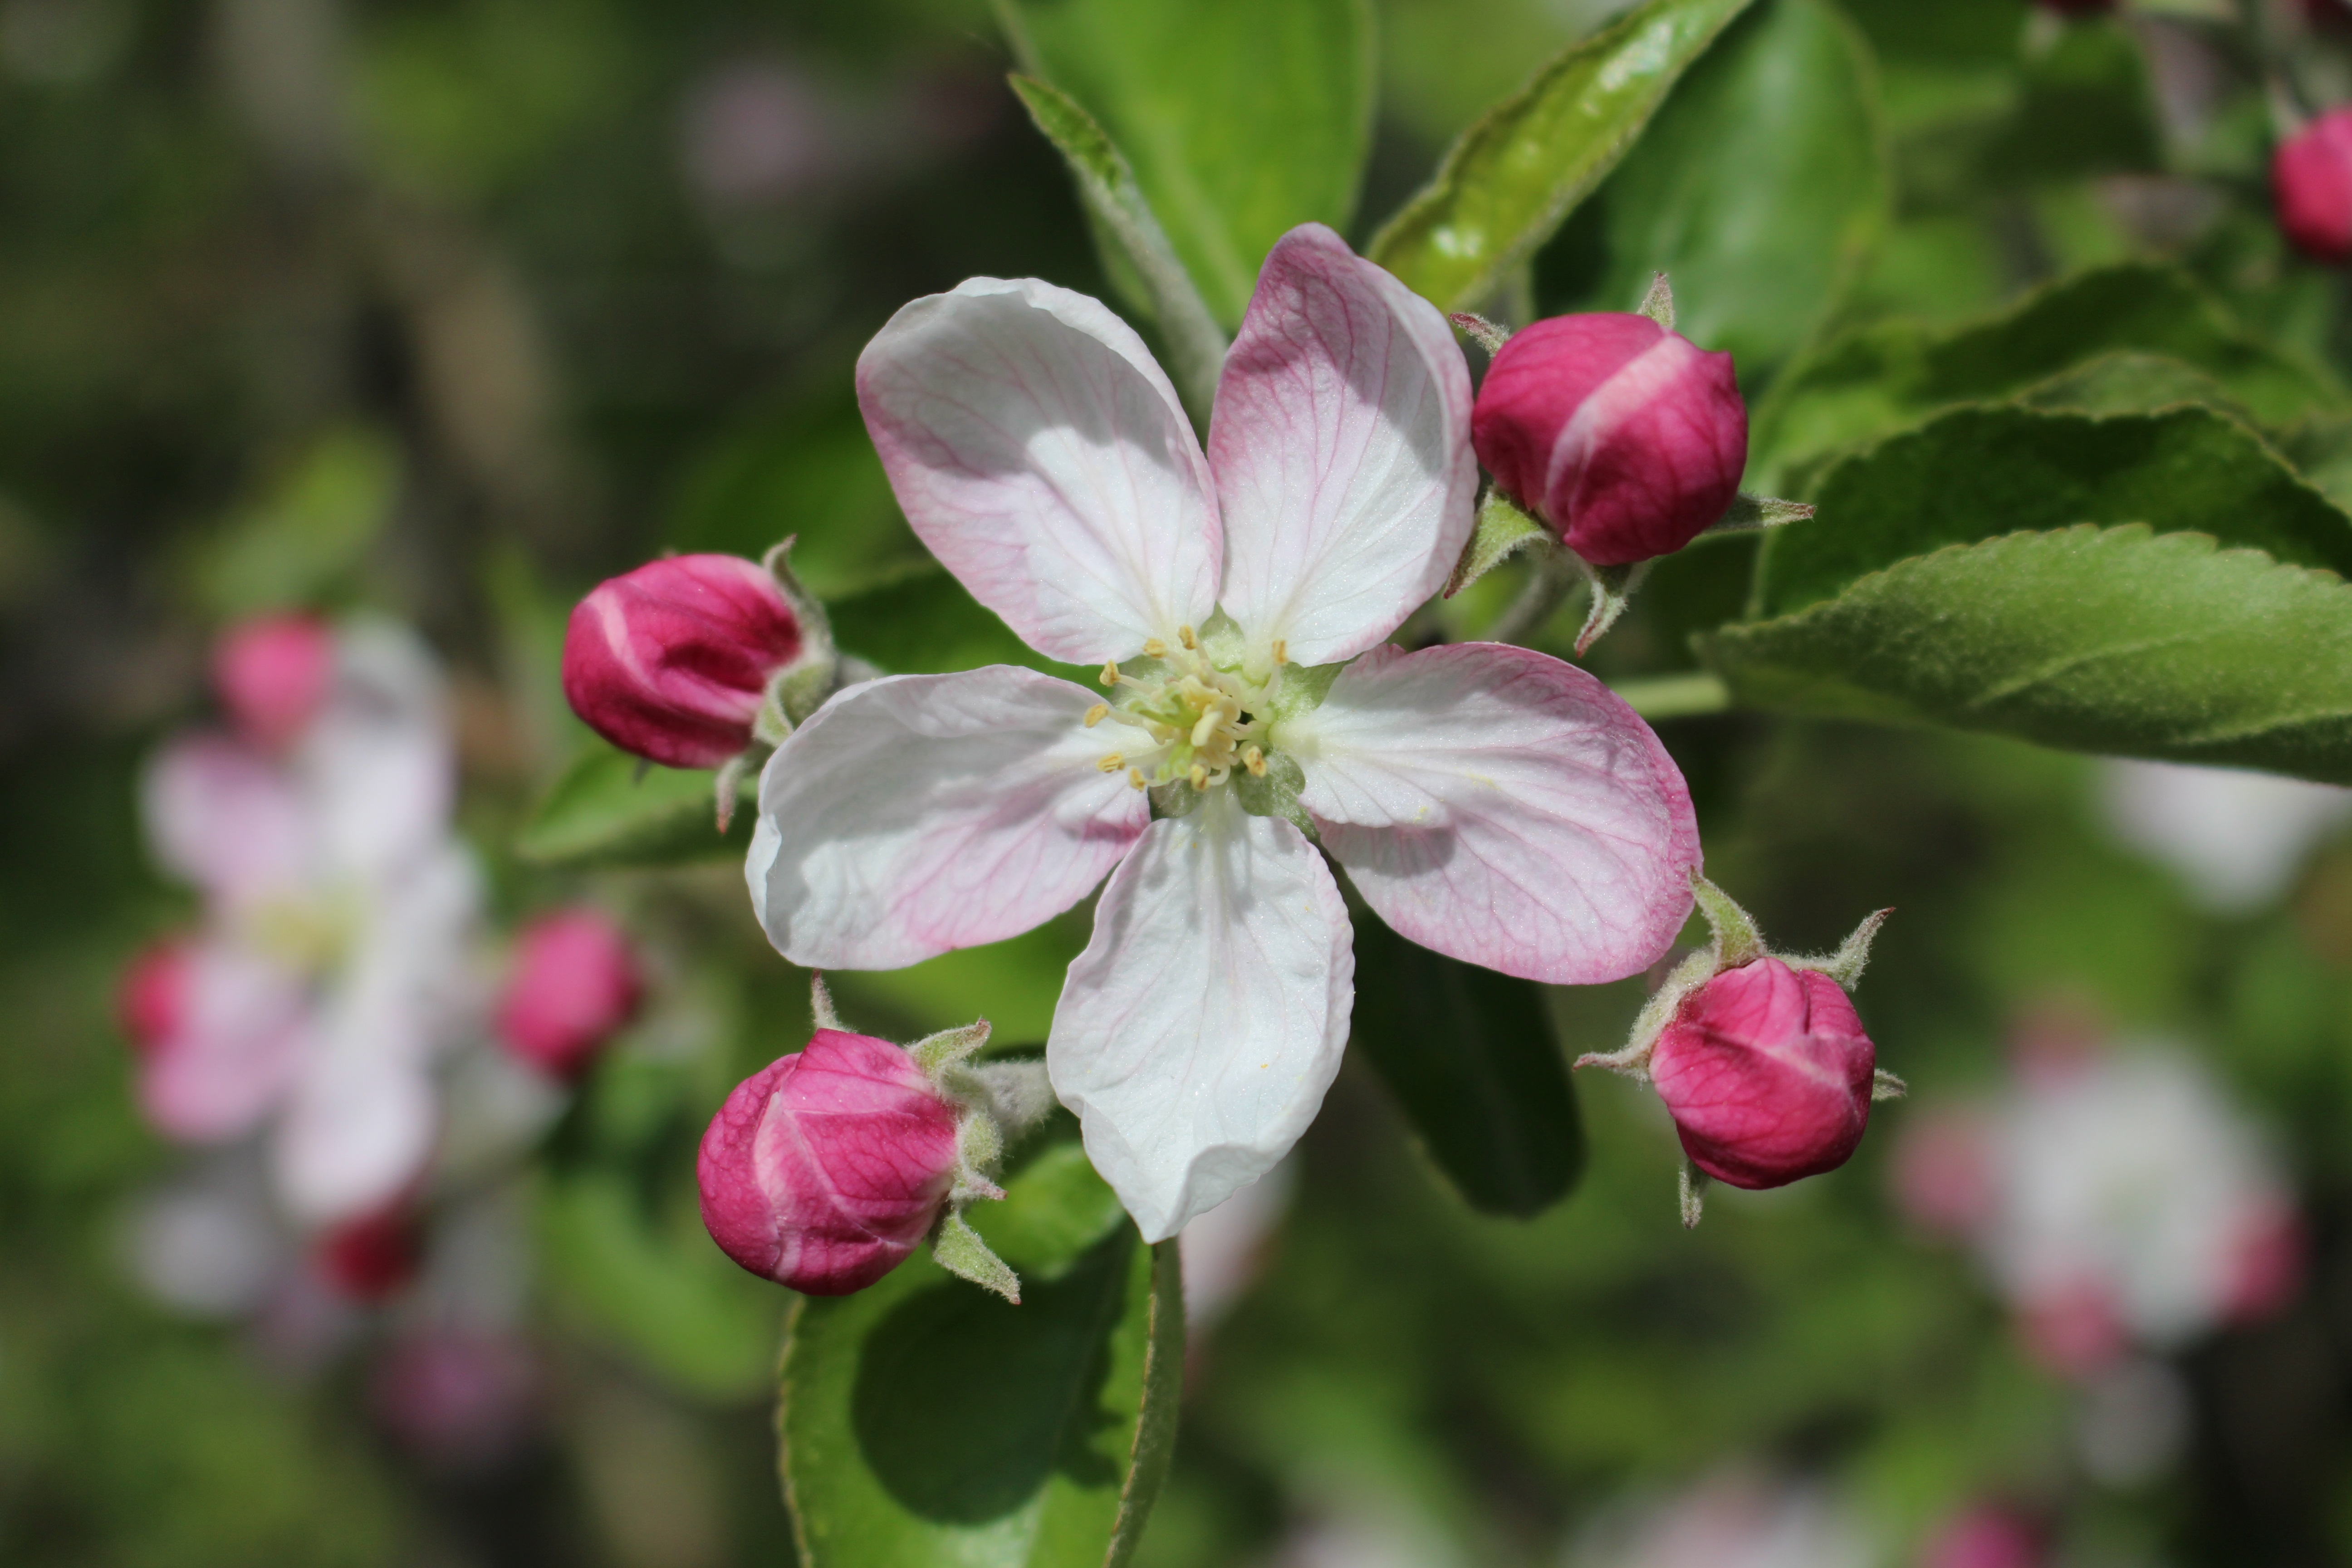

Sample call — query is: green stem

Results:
[1606,671,1731,720]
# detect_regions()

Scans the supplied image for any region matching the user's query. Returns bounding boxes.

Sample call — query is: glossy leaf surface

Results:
[1369,0,1757,312]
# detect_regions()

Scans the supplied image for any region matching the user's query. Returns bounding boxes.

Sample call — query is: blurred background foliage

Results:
[6,0,2352,1564]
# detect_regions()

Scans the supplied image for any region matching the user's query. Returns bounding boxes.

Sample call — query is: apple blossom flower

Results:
[493,908,643,1080]
[1892,1035,2301,1376]
[747,223,1701,1240]
[2097,758,2349,913]
[2274,108,2352,265]
[1470,311,1746,567]
[563,551,808,769]
[1647,957,1877,1190]
[130,617,482,1225]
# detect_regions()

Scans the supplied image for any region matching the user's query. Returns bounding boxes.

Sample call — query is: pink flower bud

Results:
[1648,958,1875,1189]
[212,614,336,750]
[2274,109,2352,266]
[1470,313,1746,567]
[118,939,193,1056]
[1921,1508,2047,1568]
[698,1028,960,1295]
[317,1204,424,1302]
[493,909,643,1080]
[562,553,804,769]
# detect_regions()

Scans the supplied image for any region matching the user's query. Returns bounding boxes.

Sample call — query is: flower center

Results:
[1085,625,1287,794]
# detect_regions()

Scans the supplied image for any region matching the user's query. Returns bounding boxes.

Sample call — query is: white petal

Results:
[1208,225,1476,665]
[275,1030,437,1225]
[299,619,456,882]
[141,734,312,907]
[1049,790,1352,1242]
[857,277,1220,663]
[751,667,1153,969]
[1285,642,1699,985]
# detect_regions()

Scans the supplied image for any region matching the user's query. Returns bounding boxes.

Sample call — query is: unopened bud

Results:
[698,1027,962,1295]
[118,938,194,1056]
[1921,1507,2048,1568]
[493,909,643,1080]
[1649,957,1877,1190]
[2275,108,2352,265]
[563,553,805,768]
[1470,312,1746,567]
[317,1203,424,1302]
[213,613,336,750]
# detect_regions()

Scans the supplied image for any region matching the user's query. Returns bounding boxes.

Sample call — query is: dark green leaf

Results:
[1006,75,1227,418]
[1704,525,2352,785]
[1347,908,1586,1218]
[515,744,748,870]
[826,562,1065,679]
[1567,0,1889,379]
[2016,350,2249,424]
[1979,18,2159,183]
[1755,404,2352,618]
[998,0,1373,329]
[1368,0,1757,313]
[779,1122,1183,1568]
[1753,264,2349,490]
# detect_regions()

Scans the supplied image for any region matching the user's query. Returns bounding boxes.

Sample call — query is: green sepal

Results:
[932,1210,1022,1304]
[1446,488,1552,598]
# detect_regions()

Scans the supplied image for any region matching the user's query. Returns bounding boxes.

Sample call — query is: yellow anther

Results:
[1244,746,1267,777]
[1099,661,1120,687]
[1189,763,1210,790]
[1083,703,1109,728]
[1127,766,1147,790]
[1097,753,1125,773]
[1178,624,1197,650]
[1272,640,1288,666]
[1141,637,1167,658]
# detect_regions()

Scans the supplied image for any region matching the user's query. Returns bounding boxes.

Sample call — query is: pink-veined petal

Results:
[857,277,1220,663]
[139,944,312,1143]
[1207,224,1475,665]
[749,668,1153,970]
[1285,642,1699,984]
[1048,790,1353,1242]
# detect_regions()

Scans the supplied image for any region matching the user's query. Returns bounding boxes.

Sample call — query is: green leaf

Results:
[515,744,749,870]
[998,0,1373,329]
[779,1123,1183,1568]
[1755,404,2352,618]
[1346,907,1586,1218]
[2016,350,2250,424]
[1368,0,1758,313]
[1753,264,2349,490]
[1565,0,1890,379]
[191,426,401,618]
[1979,17,2159,184]
[826,562,1063,679]
[1006,75,1227,419]
[1703,525,2352,785]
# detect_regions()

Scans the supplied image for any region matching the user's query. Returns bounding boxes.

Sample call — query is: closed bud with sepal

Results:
[2275,108,2352,265]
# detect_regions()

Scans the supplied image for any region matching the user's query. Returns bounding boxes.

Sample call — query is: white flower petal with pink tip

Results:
[750,668,1153,970]
[858,277,1221,664]
[1286,642,1699,985]
[1207,223,1476,665]
[139,945,312,1143]
[142,735,312,910]
[1048,791,1352,1242]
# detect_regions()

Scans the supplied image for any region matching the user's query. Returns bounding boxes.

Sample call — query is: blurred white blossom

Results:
[2098,758,2350,913]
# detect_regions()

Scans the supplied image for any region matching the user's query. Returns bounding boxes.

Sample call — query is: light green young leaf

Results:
[1367,0,1757,313]
[1568,0,1889,380]
[1006,75,1227,419]
[997,0,1373,330]
[1754,404,2352,619]
[1704,526,2352,785]
[193,426,401,618]
[515,744,752,870]
[779,1119,1184,1568]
